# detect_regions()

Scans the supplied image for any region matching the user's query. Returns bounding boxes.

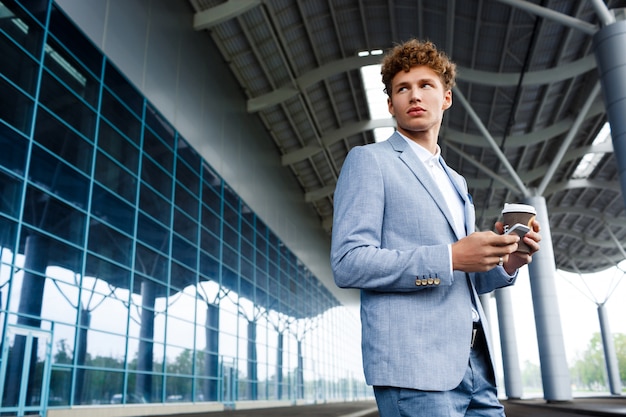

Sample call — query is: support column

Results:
[205,303,220,401]
[494,287,523,399]
[524,195,571,401]
[593,20,626,210]
[136,279,156,402]
[598,303,622,395]
[297,340,304,399]
[276,332,284,399]
[247,320,258,400]
[74,308,90,404]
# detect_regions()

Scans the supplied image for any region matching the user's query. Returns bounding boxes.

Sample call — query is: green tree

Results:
[569,332,626,391]
[521,360,542,391]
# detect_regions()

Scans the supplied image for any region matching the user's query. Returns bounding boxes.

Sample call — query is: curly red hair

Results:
[381,39,457,96]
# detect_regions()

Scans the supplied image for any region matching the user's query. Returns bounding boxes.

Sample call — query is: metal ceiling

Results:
[187,0,626,274]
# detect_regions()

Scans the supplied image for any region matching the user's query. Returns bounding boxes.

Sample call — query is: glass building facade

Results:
[0,1,368,415]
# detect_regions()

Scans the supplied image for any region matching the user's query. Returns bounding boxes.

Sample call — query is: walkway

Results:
[156,396,626,417]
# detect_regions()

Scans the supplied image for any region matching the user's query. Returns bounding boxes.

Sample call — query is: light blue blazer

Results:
[331,132,516,391]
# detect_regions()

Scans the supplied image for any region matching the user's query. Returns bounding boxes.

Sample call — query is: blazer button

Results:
[427,278,434,285]
[434,278,441,285]
[421,279,428,286]
[415,278,421,286]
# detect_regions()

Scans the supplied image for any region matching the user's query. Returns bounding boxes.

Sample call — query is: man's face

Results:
[387,65,452,138]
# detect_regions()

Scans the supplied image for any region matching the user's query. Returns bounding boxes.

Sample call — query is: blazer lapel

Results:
[388,134,459,237]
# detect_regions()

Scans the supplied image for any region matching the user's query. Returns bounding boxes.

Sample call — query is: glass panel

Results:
[241,258,253,281]
[49,5,102,76]
[103,61,142,118]
[173,207,197,243]
[94,150,137,204]
[175,181,198,219]
[201,204,220,236]
[0,216,17,255]
[0,0,45,56]
[134,245,168,282]
[0,169,23,219]
[48,367,71,406]
[100,89,141,145]
[34,108,93,174]
[165,316,195,350]
[202,183,221,216]
[23,185,86,246]
[39,71,96,139]
[88,219,133,267]
[241,216,253,243]
[143,128,173,171]
[42,271,78,325]
[84,254,132,295]
[141,156,172,199]
[125,371,162,403]
[81,369,124,405]
[97,119,139,173]
[86,330,127,366]
[165,376,192,402]
[0,31,38,94]
[176,156,199,196]
[135,212,168,254]
[223,224,238,249]
[170,261,194,291]
[222,245,238,273]
[0,76,34,134]
[223,200,238,229]
[240,238,253,261]
[91,183,135,234]
[177,137,200,173]
[223,184,239,210]
[44,37,99,107]
[22,226,84,281]
[172,234,196,270]
[0,122,27,176]
[139,183,171,226]
[199,251,219,280]
[145,103,175,149]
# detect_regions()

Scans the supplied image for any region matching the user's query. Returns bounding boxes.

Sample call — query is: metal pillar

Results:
[494,287,523,399]
[247,320,258,400]
[594,20,626,210]
[598,303,622,395]
[524,195,572,401]
[205,303,220,401]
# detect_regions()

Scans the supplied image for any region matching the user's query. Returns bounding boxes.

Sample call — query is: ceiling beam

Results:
[494,0,598,35]
[193,0,261,30]
[247,54,596,112]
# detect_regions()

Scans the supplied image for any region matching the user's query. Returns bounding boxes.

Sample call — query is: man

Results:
[330,39,541,417]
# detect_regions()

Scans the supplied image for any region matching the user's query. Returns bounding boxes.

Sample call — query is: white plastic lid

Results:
[502,203,536,214]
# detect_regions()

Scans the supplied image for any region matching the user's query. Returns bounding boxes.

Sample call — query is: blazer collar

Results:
[388,132,471,238]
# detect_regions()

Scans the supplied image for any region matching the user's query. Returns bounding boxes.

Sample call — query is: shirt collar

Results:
[397,132,441,165]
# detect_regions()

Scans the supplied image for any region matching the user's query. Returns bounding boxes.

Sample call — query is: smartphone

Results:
[505,223,530,237]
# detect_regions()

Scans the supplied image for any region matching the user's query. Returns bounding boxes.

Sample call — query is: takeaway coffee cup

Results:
[502,203,536,253]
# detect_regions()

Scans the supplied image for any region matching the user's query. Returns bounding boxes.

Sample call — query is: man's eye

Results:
[397,87,407,92]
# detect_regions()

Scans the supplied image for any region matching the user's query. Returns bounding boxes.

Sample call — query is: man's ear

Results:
[387,96,395,116]
[443,90,452,110]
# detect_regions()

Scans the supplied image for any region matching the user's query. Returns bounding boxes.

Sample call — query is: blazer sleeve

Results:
[331,145,453,292]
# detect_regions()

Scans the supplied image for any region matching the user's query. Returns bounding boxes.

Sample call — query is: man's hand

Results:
[495,219,541,274]
[451,231,520,272]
